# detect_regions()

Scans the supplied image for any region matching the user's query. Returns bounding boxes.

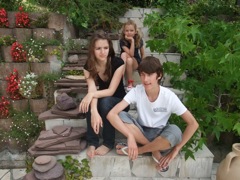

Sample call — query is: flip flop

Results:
[152,155,169,172]
[121,146,129,156]
[116,143,142,158]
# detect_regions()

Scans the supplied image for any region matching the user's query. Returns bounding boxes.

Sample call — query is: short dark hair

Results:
[138,56,163,84]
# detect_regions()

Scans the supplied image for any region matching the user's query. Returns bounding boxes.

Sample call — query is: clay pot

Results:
[216,143,240,180]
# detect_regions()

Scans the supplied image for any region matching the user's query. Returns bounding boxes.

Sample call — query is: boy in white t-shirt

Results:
[107,56,199,172]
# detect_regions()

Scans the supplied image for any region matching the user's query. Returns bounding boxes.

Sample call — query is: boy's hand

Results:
[156,146,179,171]
[127,135,138,160]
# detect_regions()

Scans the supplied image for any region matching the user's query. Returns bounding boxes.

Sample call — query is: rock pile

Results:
[28,125,87,157]
[24,155,65,180]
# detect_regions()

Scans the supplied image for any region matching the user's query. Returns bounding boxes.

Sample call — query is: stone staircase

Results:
[42,109,214,179]
[36,37,214,179]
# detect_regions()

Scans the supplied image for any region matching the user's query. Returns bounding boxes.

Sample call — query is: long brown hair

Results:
[86,30,115,82]
[120,19,142,48]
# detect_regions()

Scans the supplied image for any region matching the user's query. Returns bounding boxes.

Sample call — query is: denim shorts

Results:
[119,111,182,153]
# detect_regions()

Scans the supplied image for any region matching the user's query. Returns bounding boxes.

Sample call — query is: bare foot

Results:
[95,145,111,156]
[87,145,96,159]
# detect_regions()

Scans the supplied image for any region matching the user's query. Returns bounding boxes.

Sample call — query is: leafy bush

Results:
[144,0,240,158]
[8,110,44,151]
[27,0,130,32]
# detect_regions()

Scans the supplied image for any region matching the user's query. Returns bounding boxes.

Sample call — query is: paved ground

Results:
[0,163,219,180]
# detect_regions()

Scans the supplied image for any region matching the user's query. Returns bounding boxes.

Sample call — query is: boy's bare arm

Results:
[107,100,133,138]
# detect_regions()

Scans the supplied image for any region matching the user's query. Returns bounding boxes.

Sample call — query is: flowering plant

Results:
[23,38,45,62]
[19,72,38,99]
[0,8,9,27]
[6,69,22,100]
[15,6,30,28]
[0,35,16,46]
[0,96,10,118]
[11,42,27,62]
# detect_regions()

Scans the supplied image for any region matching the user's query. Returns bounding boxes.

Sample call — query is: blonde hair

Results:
[120,19,142,48]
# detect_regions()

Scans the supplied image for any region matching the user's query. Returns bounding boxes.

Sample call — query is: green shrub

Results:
[144,0,240,158]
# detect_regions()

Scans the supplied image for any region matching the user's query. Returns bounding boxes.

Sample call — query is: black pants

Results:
[86,96,129,149]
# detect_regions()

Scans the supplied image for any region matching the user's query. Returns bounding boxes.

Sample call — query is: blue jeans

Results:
[86,96,129,149]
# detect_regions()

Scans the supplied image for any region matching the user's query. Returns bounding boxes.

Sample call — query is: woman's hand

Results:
[79,92,94,113]
[91,109,103,134]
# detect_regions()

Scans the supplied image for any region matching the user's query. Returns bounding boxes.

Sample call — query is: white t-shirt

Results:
[124,85,187,128]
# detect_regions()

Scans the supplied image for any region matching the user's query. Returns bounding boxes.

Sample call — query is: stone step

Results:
[62,66,84,71]
[41,110,213,179]
[56,144,214,179]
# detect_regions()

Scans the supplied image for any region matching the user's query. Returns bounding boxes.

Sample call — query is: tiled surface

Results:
[0,163,219,180]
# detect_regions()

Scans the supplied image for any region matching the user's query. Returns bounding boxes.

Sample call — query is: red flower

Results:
[11,42,27,62]
[0,8,9,28]
[6,68,23,100]
[19,6,23,11]
[15,6,30,28]
[0,96,10,118]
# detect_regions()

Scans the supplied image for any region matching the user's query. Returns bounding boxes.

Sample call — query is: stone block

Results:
[179,145,214,178]
[13,28,32,43]
[49,56,62,73]
[12,169,26,180]
[159,53,181,64]
[33,28,56,40]
[129,18,144,28]
[48,13,67,31]
[45,119,64,130]
[10,99,28,112]
[30,98,48,116]
[124,9,142,18]
[1,46,12,62]
[110,156,132,177]
[143,8,163,16]
[0,80,7,96]
[7,12,16,28]
[0,28,13,37]
[63,119,87,128]
[0,63,29,80]
[90,156,116,177]
[112,40,120,54]
[0,118,12,131]
[30,62,51,75]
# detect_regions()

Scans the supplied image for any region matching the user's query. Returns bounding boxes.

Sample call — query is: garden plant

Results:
[144,0,240,158]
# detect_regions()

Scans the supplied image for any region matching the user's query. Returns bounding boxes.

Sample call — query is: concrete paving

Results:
[0,163,219,180]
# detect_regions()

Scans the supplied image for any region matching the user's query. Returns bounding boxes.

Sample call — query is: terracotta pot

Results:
[216,143,240,180]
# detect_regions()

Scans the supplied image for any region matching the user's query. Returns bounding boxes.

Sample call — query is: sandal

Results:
[152,155,169,172]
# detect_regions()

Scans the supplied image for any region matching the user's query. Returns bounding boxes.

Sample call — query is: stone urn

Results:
[216,143,240,180]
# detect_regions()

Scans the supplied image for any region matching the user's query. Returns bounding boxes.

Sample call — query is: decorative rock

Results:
[68,54,79,63]
[52,125,71,135]
[34,162,64,180]
[23,171,38,180]
[34,155,52,165]
[32,156,57,172]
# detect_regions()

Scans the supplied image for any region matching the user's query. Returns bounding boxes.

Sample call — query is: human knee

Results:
[98,97,113,113]
[162,125,182,147]
[121,52,127,62]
